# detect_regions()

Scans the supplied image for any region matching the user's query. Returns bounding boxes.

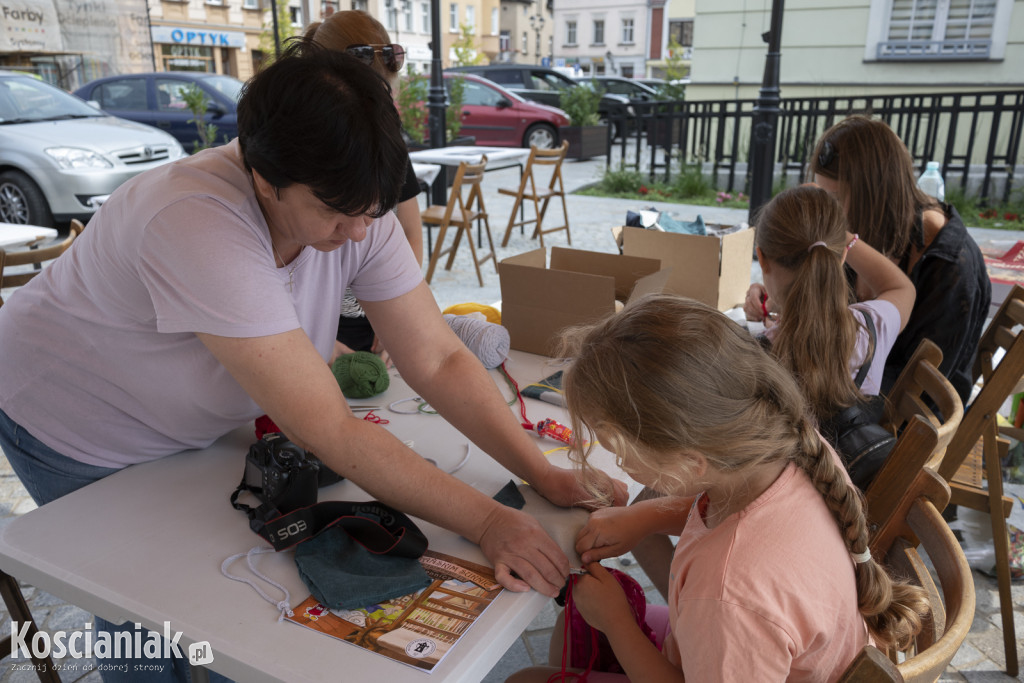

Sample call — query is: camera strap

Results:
[232,487,428,556]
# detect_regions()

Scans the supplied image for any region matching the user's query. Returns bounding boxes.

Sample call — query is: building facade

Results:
[688,0,1024,100]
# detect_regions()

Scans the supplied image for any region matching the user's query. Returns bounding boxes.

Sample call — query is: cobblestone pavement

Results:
[2,154,1022,682]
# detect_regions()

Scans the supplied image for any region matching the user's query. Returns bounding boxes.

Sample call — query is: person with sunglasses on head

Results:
[305,10,419,367]
[0,40,625,683]
[747,115,990,406]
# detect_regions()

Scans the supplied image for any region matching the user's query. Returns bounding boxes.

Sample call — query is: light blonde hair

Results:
[559,295,928,651]
[808,115,939,262]
[755,184,863,419]
[304,11,398,89]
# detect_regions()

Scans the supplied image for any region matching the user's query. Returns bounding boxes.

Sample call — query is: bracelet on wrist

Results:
[846,234,859,251]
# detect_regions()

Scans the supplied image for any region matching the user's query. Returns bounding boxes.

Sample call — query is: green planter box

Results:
[559,125,609,160]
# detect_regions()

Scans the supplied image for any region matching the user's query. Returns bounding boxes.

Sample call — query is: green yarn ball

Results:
[332,351,390,398]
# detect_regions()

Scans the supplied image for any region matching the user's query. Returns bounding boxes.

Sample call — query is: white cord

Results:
[447,442,471,474]
[388,397,424,414]
[221,547,294,622]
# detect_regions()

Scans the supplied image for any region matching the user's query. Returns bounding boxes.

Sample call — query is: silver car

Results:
[0,71,186,227]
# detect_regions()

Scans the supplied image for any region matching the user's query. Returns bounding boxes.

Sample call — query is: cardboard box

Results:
[499,247,670,356]
[616,225,754,311]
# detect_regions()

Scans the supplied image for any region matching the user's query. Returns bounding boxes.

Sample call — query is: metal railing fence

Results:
[605,89,1024,205]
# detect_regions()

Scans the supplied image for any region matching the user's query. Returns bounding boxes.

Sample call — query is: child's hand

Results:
[743,283,769,322]
[575,506,648,563]
[571,562,635,635]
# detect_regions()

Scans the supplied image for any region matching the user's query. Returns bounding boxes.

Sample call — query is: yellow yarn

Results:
[442,302,501,324]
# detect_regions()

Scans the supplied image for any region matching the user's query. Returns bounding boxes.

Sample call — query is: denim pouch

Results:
[294,526,432,610]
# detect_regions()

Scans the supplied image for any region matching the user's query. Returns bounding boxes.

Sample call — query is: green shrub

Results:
[181,84,219,153]
[559,83,602,127]
[672,164,710,197]
[397,69,428,144]
[600,166,645,194]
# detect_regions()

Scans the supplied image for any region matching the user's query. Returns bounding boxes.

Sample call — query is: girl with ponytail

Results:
[507,295,929,683]
[744,185,915,458]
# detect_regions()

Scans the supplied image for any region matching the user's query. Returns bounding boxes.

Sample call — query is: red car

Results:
[444,72,568,149]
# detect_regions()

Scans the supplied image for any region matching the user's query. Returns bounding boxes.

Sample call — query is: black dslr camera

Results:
[242,433,343,514]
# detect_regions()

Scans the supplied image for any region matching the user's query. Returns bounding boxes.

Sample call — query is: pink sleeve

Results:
[673,599,795,682]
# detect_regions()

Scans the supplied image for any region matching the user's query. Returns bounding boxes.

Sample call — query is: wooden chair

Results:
[865,339,963,557]
[0,570,60,681]
[497,141,571,248]
[840,468,975,683]
[934,284,1024,676]
[69,218,86,237]
[0,229,77,307]
[422,157,496,287]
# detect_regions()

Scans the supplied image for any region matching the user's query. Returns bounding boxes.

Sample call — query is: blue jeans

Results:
[0,409,231,683]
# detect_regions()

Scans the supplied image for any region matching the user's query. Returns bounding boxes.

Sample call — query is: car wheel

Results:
[523,123,557,150]
[0,171,54,227]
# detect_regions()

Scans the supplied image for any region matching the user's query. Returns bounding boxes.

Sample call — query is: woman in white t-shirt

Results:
[0,42,624,683]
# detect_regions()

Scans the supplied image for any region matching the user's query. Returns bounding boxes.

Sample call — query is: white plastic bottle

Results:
[917,161,945,202]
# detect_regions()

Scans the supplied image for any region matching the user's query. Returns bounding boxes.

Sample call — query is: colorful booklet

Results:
[285,550,504,673]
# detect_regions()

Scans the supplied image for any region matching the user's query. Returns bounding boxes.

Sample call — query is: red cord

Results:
[500,361,534,431]
[546,575,597,683]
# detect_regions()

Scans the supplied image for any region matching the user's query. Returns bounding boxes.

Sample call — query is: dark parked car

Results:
[584,76,664,102]
[443,73,568,148]
[447,65,633,137]
[75,72,243,151]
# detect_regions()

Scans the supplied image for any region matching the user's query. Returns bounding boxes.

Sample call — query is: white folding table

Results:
[0,350,630,682]
[0,222,58,249]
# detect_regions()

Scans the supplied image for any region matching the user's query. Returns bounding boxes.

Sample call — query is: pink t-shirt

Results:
[0,141,421,467]
[664,462,867,682]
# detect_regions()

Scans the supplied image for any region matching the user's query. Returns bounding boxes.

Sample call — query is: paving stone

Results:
[45,604,92,632]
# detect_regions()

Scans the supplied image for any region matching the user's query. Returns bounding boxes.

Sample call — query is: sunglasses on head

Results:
[344,43,406,73]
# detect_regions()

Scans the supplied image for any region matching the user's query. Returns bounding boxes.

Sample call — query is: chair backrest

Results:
[841,468,975,683]
[438,156,488,225]
[70,218,86,238]
[880,338,964,469]
[0,231,77,305]
[525,141,568,192]
[940,284,1024,481]
[865,339,962,554]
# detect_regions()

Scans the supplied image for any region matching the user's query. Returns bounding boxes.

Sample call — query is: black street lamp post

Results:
[747,0,784,222]
[428,0,448,204]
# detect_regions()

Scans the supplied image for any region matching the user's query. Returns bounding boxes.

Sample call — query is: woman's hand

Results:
[576,506,651,563]
[743,283,769,322]
[532,464,628,510]
[477,505,569,597]
[571,562,635,635]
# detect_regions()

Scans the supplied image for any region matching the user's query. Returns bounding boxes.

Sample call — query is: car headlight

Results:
[45,147,114,170]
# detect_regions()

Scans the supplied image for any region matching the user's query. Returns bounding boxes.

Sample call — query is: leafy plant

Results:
[656,38,688,101]
[451,23,485,66]
[445,75,466,141]
[558,82,602,127]
[671,163,710,197]
[258,1,298,64]
[397,68,428,145]
[181,84,219,153]
[599,166,645,194]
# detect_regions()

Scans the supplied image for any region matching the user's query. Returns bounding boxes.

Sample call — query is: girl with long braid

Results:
[508,295,929,682]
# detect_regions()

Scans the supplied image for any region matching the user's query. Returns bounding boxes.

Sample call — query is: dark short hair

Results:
[237,39,406,218]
